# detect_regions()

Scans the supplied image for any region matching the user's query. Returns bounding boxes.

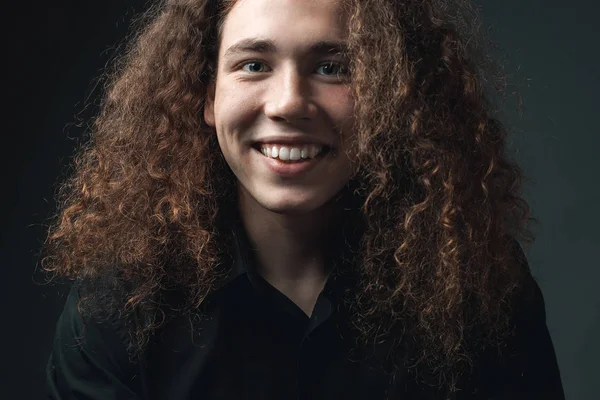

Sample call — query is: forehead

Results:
[219,0,348,55]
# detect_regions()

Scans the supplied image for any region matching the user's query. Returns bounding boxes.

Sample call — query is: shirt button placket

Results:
[295,334,309,400]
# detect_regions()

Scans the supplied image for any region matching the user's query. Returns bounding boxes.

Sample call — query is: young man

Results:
[44,0,565,398]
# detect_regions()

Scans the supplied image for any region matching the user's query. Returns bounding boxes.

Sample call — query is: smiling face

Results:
[204,0,356,215]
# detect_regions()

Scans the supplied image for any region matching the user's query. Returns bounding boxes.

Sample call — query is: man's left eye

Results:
[316,62,347,76]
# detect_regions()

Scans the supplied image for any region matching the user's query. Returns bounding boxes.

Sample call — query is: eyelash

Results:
[238,60,349,77]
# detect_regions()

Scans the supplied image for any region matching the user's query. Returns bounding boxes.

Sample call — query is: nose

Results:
[264,67,318,123]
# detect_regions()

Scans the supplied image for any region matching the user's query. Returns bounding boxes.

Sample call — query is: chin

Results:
[258,196,327,216]
[239,181,348,217]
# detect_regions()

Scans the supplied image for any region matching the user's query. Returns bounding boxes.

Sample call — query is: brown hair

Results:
[41,0,534,393]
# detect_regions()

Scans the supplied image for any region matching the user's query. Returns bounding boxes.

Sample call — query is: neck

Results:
[237,187,343,286]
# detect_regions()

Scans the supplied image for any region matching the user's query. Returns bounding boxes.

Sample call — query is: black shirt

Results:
[46,228,565,400]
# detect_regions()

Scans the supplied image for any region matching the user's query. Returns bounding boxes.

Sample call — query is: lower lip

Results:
[254,148,324,177]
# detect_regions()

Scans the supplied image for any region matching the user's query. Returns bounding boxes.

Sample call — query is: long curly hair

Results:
[41,0,534,393]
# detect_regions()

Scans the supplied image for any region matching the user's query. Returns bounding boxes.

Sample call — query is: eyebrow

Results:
[223,38,349,59]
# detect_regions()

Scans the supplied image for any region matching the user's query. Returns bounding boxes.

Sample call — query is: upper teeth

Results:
[259,144,323,161]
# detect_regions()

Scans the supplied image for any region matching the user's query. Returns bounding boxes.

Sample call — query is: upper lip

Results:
[252,135,332,147]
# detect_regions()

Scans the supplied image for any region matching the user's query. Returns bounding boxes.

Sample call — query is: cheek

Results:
[215,89,263,136]
[327,88,354,126]
[332,92,358,164]
[332,93,356,145]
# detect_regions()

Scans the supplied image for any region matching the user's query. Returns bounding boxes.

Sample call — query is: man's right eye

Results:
[241,61,269,73]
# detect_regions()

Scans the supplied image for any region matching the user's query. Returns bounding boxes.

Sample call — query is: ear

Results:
[204,80,216,127]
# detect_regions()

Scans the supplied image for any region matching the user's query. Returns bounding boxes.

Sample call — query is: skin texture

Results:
[203,0,356,315]
[204,0,355,215]
[42,0,535,393]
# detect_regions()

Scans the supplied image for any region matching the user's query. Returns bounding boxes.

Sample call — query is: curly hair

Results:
[41,0,534,393]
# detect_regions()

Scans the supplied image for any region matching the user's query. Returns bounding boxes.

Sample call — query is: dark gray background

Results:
[478,1,599,398]
[2,0,598,398]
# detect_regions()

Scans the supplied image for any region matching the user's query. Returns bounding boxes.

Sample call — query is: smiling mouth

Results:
[252,143,330,162]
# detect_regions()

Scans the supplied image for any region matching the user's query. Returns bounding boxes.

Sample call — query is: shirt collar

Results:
[216,185,364,305]
[219,210,360,309]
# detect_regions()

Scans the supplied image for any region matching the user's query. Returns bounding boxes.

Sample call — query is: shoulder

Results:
[508,238,550,338]
[47,282,145,398]
[55,282,131,349]
[49,281,137,375]
[467,239,565,398]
